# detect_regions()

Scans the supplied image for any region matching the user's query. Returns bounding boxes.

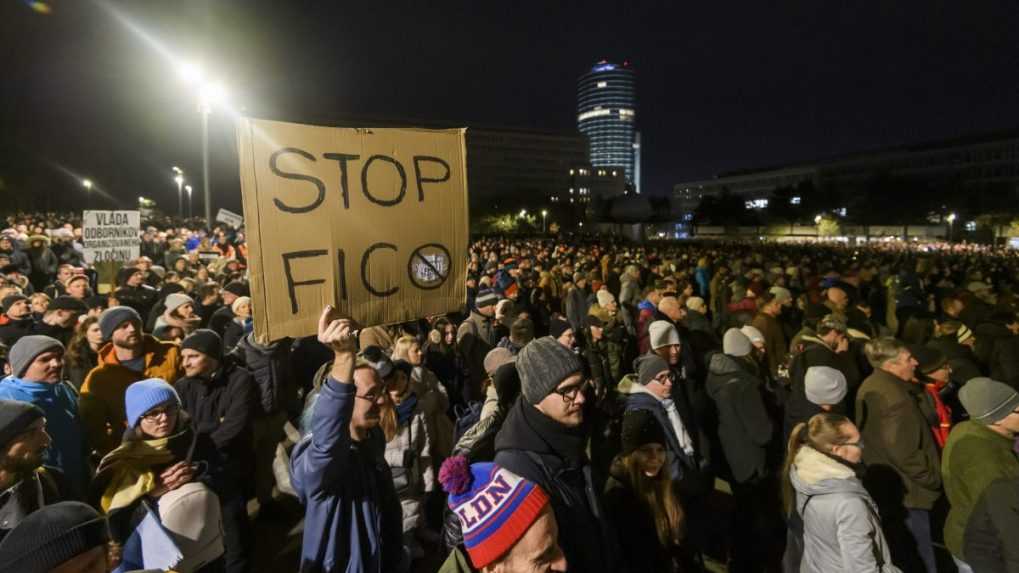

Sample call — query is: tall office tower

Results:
[577,60,637,186]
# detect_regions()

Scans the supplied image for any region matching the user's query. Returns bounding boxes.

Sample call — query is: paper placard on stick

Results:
[82,210,140,264]
[216,208,244,229]
[237,118,469,343]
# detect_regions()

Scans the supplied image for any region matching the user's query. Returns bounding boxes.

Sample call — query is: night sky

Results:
[2,1,1018,214]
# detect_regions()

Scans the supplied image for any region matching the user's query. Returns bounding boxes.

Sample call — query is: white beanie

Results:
[596,290,615,307]
[805,366,847,406]
[722,328,752,357]
[686,296,706,313]
[648,320,680,350]
[739,325,765,346]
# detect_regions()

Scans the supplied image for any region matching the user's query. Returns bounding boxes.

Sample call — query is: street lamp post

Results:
[185,185,193,219]
[82,179,93,210]
[172,167,184,218]
[541,209,548,233]
[179,64,226,228]
[946,212,957,242]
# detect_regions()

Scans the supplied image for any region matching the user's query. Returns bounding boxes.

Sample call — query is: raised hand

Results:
[317,305,359,354]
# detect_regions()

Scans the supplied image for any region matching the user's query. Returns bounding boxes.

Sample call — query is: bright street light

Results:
[541,210,547,217]
[946,213,957,224]
[541,210,548,233]
[173,169,185,217]
[519,209,527,218]
[814,214,823,224]
[81,179,92,190]
[177,62,204,84]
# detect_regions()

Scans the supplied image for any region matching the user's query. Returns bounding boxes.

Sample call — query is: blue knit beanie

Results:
[125,378,180,428]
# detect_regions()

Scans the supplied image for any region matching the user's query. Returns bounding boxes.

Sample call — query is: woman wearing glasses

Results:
[782,413,899,573]
[92,378,225,573]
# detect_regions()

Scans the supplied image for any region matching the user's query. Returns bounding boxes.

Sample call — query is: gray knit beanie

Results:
[723,328,752,357]
[98,305,142,341]
[805,366,847,406]
[516,336,583,404]
[9,335,64,379]
[960,377,1019,424]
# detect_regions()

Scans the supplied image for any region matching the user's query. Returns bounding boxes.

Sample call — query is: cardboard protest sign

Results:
[82,210,140,264]
[237,118,469,343]
[216,208,244,229]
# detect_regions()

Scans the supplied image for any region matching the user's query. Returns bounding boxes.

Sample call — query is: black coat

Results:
[493,400,622,573]
[603,459,683,573]
[705,353,774,484]
[175,358,257,490]
[0,317,34,347]
[207,305,235,338]
[229,333,295,417]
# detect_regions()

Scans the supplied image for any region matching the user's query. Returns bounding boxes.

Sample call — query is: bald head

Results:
[658,296,684,322]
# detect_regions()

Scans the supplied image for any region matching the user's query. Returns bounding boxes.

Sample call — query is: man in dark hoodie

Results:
[457,288,501,402]
[0,237,30,277]
[785,314,861,438]
[175,329,257,573]
[706,328,780,572]
[493,336,621,573]
[0,295,34,347]
[112,266,156,321]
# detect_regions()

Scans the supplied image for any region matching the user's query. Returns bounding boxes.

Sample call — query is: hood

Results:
[707,352,744,377]
[239,331,279,353]
[789,445,864,499]
[638,300,657,312]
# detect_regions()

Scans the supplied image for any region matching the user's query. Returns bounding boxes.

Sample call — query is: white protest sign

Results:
[82,210,141,264]
[216,208,244,229]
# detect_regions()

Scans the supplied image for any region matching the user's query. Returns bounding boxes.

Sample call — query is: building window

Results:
[790,196,801,205]
[745,199,769,210]
[597,81,607,88]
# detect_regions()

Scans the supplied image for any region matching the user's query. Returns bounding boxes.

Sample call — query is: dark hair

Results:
[65,316,99,368]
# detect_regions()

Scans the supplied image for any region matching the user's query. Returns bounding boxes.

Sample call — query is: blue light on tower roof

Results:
[592,62,616,72]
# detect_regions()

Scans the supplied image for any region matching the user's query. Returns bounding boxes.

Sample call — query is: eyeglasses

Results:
[141,404,178,421]
[355,391,384,404]
[841,439,865,451]
[653,372,676,385]
[553,380,591,404]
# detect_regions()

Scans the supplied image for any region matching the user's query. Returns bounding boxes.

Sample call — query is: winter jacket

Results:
[990,334,1019,391]
[410,366,453,463]
[705,353,774,484]
[619,276,640,308]
[684,309,713,338]
[79,335,182,456]
[114,285,157,324]
[26,246,58,288]
[290,377,405,573]
[790,446,900,572]
[942,420,1019,570]
[0,468,66,542]
[175,359,257,489]
[926,336,982,385]
[493,400,621,573]
[65,345,99,391]
[384,401,433,533]
[785,336,860,438]
[636,300,659,355]
[437,548,475,573]
[0,245,31,276]
[694,266,711,299]
[230,332,296,417]
[0,316,34,347]
[207,305,235,339]
[855,369,942,510]
[603,456,684,573]
[0,377,88,497]
[620,372,713,498]
[563,286,589,333]
[456,311,498,400]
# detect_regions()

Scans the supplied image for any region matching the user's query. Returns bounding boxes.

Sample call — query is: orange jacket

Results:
[79,335,182,456]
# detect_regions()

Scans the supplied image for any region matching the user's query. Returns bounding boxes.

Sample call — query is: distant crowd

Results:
[0,212,1017,572]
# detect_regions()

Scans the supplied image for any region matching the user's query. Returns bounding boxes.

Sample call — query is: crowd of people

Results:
[0,211,1018,572]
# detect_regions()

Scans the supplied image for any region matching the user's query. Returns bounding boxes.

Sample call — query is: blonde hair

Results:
[391,335,419,363]
[781,413,854,515]
[621,450,685,548]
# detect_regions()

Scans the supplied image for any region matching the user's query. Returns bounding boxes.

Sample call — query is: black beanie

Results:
[549,317,572,340]
[0,501,110,572]
[0,400,43,450]
[181,329,223,359]
[621,409,667,455]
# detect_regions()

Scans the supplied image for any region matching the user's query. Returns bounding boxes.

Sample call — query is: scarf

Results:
[94,422,195,514]
[518,400,588,468]
[396,392,418,427]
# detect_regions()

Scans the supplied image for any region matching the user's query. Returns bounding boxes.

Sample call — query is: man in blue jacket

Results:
[291,307,406,573]
[0,335,87,498]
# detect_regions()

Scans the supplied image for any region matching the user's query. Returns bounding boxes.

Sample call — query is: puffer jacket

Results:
[384,401,433,534]
[230,332,296,417]
[790,446,900,573]
[705,352,774,484]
